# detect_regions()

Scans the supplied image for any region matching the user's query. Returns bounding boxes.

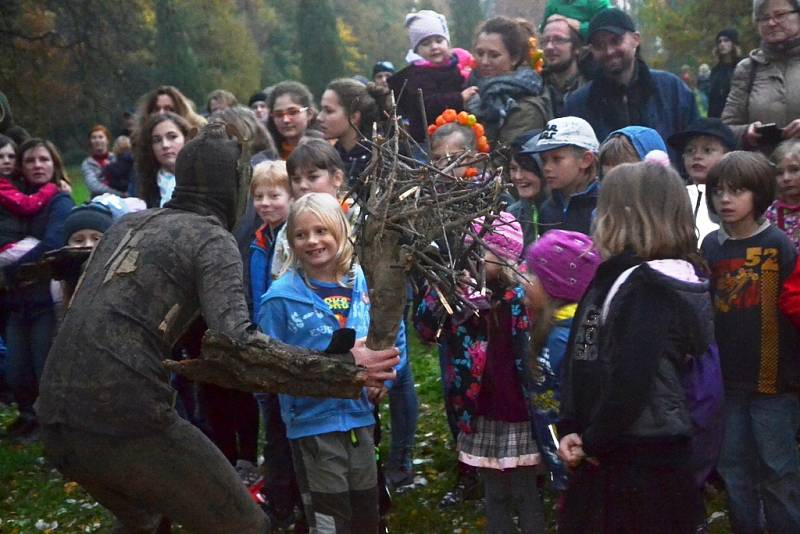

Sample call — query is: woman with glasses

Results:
[722,0,800,153]
[266,81,318,160]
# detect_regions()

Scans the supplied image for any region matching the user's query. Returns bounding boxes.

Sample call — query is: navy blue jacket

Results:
[539,181,598,236]
[564,60,698,163]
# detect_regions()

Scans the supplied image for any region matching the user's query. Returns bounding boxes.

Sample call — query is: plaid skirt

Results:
[457,416,540,470]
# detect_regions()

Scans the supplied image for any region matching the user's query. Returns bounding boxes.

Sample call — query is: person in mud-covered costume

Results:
[34,119,399,534]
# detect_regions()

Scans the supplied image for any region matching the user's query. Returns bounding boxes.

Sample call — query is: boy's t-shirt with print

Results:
[312,280,353,328]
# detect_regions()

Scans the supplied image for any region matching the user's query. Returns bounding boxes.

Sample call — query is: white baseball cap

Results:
[521,116,599,154]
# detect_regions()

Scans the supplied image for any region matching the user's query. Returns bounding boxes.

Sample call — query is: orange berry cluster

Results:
[529,36,544,74]
[427,109,490,153]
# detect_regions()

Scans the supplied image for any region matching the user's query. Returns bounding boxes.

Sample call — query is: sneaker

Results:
[236,460,262,487]
[385,468,415,491]
[438,471,482,509]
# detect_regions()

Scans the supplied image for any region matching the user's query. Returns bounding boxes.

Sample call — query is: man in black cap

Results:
[563,7,699,163]
[36,119,399,533]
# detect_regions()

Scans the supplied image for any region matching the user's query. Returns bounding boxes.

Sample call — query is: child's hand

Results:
[351,339,399,387]
[558,433,586,469]
[58,180,72,195]
[366,386,387,405]
[461,86,479,104]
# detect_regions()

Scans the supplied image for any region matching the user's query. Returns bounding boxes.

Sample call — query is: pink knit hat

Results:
[405,10,450,53]
[524,230,601,302]
[468,212,524,263]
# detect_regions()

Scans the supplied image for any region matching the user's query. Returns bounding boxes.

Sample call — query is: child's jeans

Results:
[717,390,800,534]
[387,360,419,473]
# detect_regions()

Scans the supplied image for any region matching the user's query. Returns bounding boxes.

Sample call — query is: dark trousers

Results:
[201,383,259,464]
[4,307,55,416]
[41,417,268,534]
[256,392,301,514]
[560,446,703,534]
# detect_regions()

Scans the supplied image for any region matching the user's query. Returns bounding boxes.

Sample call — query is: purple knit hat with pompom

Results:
[467,212,524,263]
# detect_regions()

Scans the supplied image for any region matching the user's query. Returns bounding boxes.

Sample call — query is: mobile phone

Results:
[756,123,783,144]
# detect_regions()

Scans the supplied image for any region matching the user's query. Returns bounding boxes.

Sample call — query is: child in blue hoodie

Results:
[597,125,668,179]
[258,192,407,532]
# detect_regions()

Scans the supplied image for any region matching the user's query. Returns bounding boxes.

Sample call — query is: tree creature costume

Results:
[35,121,369,533]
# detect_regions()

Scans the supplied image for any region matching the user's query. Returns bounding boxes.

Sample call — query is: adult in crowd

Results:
[134,112,190,208]
[1,139,74,440]
[266,81,318,160]
[81,125,124,197]
[36,120,400,533]
[708,29,742,118]
[541,15,589,118]
[467,16,551,157]
[133,85,206,137]
[0,91,30,146]
[249,90,270,129]
[564,8,698,164]
[206,89,238,115]
[318,78,381,184]
[722,0,800,153]
[372,60,395,88]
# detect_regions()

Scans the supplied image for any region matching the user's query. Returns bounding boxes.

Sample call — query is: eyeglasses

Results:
[272,106,308,119]
[756,9,799,25]
[542,36,572,47]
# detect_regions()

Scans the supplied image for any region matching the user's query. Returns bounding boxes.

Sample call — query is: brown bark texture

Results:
[164,330,366,399]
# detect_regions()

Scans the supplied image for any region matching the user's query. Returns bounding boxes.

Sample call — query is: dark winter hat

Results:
[63,203,113,240]
[716,28,739,44]
[588,8,636,42]
[511,130,543,174]
[667,118,737,153]
[373,60,395,77]
[248,92,268,107]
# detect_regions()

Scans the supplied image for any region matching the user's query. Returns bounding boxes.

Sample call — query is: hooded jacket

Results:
[560,255,714,460]
[606,125,668,158]
[259,266,408,440]
[539,180,599,236]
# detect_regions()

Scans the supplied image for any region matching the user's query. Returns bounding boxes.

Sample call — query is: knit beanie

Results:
[524,230,601,302]
[716,28,739,44]
[467,212,524,263]
[406,10,450,52]
[63,203,113,241]
[248,92,268,107]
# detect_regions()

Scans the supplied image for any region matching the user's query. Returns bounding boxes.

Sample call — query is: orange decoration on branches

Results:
[529,36,544,74]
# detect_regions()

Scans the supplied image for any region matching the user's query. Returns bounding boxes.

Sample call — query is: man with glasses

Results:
[563,8,698,164]
[541,15,589,118]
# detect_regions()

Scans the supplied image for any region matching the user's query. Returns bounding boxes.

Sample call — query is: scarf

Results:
[466,67,544,132]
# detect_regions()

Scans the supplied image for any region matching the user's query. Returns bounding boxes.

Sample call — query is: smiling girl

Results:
[267,81,317,160]
[258,192,407,533]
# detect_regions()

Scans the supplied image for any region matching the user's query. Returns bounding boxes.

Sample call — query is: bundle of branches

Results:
[351,110,510,352]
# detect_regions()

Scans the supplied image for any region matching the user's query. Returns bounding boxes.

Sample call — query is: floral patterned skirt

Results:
[457,416,540,470]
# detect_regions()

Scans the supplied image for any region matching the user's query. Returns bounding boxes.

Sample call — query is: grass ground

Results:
[0,330,733,533]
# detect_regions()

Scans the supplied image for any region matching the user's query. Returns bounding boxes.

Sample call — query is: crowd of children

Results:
[4,2,800,533]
